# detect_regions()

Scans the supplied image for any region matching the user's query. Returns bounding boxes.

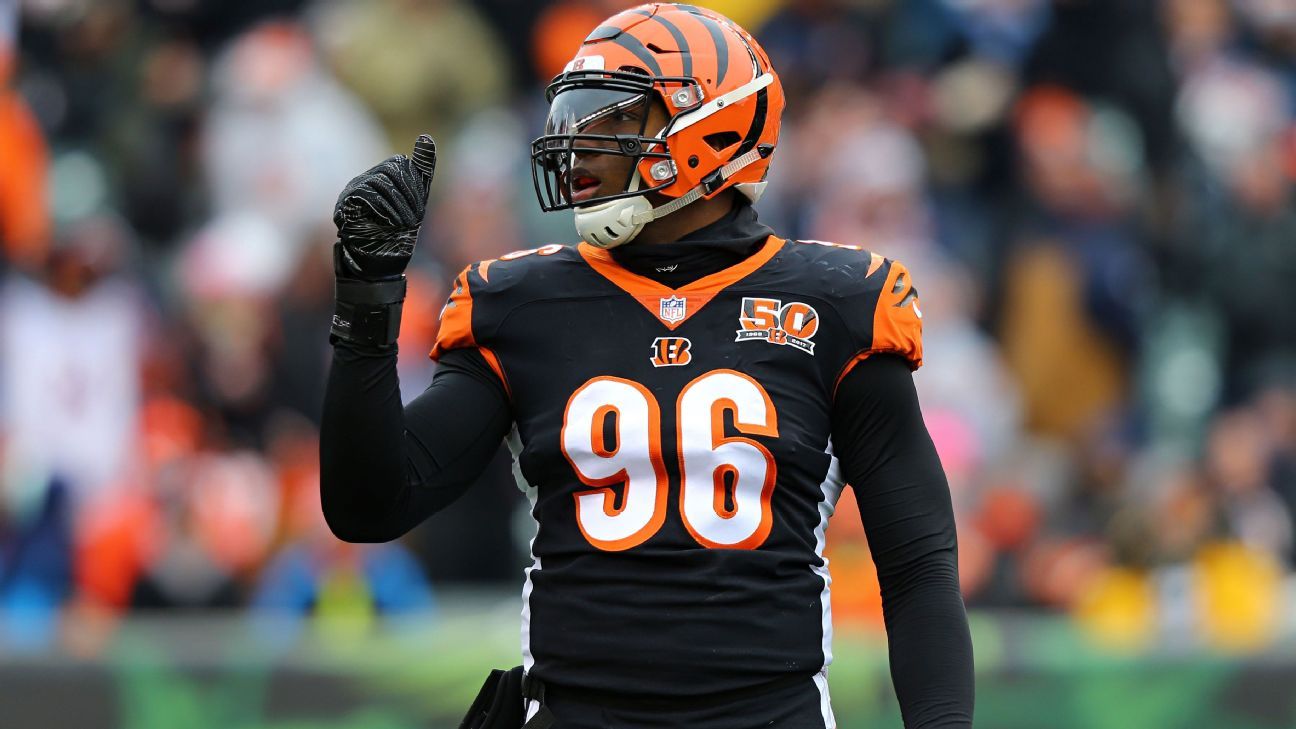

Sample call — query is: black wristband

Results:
[331,276,407,348]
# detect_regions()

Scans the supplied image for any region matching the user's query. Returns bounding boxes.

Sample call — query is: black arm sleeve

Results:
[831,355,975,729]
[319,343,513,543]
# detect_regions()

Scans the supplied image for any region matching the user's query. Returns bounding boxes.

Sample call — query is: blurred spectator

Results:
[112,32,206,248]
[0,215,147,501]
[127,449,277,610]
[312,0,509,150]
[76,445,279,613]
[1172,55,1296,391]
[793,85,934,257]
[1205,408,1293,563]
[1024,0,1177,172]
[997,87,1151,440]
[202,20,386,246]
[177,210,296,435]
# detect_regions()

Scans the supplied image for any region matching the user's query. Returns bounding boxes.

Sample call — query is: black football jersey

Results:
[430,235,923,699]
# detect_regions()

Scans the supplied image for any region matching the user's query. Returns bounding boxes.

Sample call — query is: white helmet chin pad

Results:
[735,181,767,204]
[574,194,653,249]
[572,151,771,249]
[574,178,766,249]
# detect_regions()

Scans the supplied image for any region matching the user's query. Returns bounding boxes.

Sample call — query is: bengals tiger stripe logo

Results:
[650,337,692,367]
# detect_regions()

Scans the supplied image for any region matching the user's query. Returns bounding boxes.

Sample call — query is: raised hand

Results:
[333,134,438,280]
[330,135,436,347]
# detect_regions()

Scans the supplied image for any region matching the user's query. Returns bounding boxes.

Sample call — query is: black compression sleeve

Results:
[320,344,512,542]
[831,355,974,729]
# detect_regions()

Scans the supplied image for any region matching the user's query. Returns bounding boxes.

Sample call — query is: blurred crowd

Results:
[0,0,1293,653]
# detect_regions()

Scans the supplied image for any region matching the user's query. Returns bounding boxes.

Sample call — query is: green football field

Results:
[4,595,1295,729]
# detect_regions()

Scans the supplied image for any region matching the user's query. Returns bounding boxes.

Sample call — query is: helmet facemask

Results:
[531,69,703,248]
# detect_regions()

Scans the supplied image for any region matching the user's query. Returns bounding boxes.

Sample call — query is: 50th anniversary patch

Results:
[735,297,819,355]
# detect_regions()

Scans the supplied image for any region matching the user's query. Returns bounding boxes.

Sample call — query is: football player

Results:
[320,4,973,728]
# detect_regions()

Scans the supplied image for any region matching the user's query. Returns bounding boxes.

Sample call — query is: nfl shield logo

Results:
[659,296,687,323]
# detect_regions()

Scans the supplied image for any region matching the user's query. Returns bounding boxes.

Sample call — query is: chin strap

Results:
[575,143,774,248]
[632,143,774,226]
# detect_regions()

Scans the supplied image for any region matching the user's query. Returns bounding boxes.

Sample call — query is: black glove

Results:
[330,135,437,348]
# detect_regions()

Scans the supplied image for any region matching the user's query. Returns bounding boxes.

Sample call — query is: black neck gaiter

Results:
[607,201,774,287]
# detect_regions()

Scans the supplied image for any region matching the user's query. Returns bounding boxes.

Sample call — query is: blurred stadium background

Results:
[1,0,1294,727]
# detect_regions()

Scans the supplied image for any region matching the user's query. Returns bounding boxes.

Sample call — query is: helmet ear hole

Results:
[703,131,742,151]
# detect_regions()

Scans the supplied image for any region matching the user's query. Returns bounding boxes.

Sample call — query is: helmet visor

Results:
[545,87,647,136]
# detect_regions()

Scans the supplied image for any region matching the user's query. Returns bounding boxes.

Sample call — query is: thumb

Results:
[411,134,437,183]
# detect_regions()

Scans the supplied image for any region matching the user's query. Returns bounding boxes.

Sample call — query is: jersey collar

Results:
[607,201,774,286]
[577,235,784,330]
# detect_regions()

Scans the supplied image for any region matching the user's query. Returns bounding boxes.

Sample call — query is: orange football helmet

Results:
[531,3,785,248]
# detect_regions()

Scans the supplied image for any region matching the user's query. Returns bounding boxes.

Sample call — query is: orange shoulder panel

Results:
[429,266,475,360]
[428,263,511,395]
[835,259,924,391]
[871,259,923,369]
